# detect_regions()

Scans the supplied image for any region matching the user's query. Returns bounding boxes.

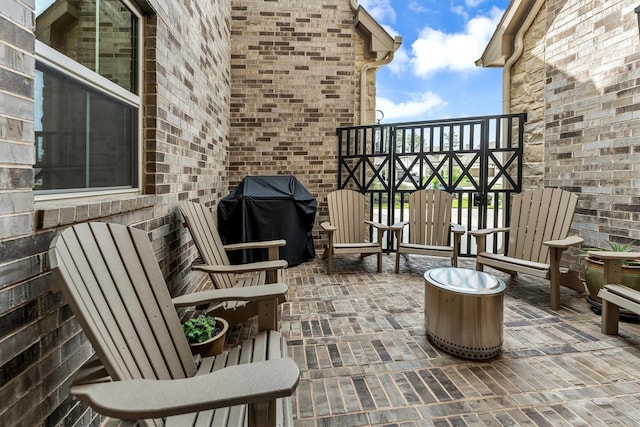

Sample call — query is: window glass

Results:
[34,0,140,195]
[36,0,138,94]
[35,64,137,192]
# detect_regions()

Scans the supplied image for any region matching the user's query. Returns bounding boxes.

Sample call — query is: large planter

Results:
[187,317,229,357]
[584,256,640,318]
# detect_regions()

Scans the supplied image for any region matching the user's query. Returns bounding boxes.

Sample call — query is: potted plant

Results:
[182,314,229,357]
[581,241,640,317]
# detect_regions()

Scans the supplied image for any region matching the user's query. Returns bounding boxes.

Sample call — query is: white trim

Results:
[131,0,144,197]
[96,0,101,72]
[35,41,139,107]
[34,0,145,197]
[35,187,140,203]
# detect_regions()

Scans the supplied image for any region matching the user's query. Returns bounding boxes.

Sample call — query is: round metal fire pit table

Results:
[424,267,506,360]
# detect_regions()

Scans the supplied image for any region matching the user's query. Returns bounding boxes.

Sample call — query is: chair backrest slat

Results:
[116,224,197,376]
[506,188,578,264]
[327,190,366,244]
[49,223,198,386]
[181,201,236,289]
[408,189,452,246]
[80,223,167,380]
[52,225,138,380]
[532,188,557,261]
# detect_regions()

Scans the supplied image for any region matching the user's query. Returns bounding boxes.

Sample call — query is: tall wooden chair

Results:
[48,222,299,427]
[320,189,388,274]
[392,189,465,273]
[180,201,288,326]
[470,188,583,310]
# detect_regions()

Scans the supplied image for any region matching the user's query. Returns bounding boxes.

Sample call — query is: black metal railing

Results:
[336,113,527,256]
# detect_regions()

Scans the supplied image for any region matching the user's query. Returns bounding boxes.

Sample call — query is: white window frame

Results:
[34,0,144,202]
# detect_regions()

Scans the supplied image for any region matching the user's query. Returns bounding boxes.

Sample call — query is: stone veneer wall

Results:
[509,3,547,190]
[0,0,231,425]
[228,0,367,246]
[509,0,640,274]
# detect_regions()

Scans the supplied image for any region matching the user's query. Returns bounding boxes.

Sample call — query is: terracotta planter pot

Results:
[584,256,640,317]
[188,317,229,357]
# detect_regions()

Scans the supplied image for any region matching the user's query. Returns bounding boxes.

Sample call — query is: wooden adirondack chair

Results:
[320,189,388,274]
[470,188,584,310]
[391,189,465,273]
[48,222,299,427]
[180,201,288,326]
[592,251,640,335]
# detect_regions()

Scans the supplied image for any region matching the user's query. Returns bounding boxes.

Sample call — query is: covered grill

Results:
[218,175,317,266]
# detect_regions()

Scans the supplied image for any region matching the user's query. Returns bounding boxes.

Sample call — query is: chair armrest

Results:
[364,220,389,230]
[470,227,508,254]
[171,283,288,307]
[543,235,584,249]
[192,259,287,274]
[390,221,408,232]
[223,239,286,251]
[70,359,300,420]
[469,227,510,237]
[320,221,336,232]
[450,223,465,234]
[587,251,640,260]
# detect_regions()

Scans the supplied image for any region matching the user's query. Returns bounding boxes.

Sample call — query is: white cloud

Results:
[386,47,410,75]
[408,1,433,14]
[358,0,397,24]
[411,6,502,77]
[377,92,447,122]
[450,4,468,20]
[465,0,487,7]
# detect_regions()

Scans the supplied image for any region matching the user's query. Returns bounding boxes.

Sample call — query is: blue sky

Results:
[360,0,510,124]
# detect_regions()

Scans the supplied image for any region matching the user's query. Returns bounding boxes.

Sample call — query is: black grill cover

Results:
[218,176,317,266]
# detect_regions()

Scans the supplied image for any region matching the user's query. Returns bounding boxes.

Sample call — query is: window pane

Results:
[98,1,138,93]
[88,92,137,188]
[35,0,138,93]
[35,63,137,192]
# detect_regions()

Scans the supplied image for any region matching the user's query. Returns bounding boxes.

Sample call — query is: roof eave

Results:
[476,0,536,68]
[355,6,402,61]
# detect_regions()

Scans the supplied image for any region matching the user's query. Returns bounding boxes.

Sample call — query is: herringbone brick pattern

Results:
[271,254,640,426]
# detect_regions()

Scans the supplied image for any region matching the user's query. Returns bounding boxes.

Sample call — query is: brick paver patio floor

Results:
[262,253,640,426]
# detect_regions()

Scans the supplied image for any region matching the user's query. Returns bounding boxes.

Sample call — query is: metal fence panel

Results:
[337,113,526,256]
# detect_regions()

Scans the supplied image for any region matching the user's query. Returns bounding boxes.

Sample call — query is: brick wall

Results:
[0,2,52,425]
[544,0,640,262]
[509,0,640,273]
[228,0,367,247]
[0,0,375,424]
[0,0,232,424]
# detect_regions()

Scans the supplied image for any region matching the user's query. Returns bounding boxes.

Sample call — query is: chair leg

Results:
[395,251,401,273]
[326,249,333,275]
[474,236,486,272]
[549,248,562,310]
[266,246,279,283]
[377,252,382,273]
[601,299,620,335]
[257,298,277,332]
[248,400,276,427]
[452,233,460,268]
[549,276,560,311]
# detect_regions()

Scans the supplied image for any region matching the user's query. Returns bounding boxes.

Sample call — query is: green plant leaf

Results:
[182,315,218,343]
